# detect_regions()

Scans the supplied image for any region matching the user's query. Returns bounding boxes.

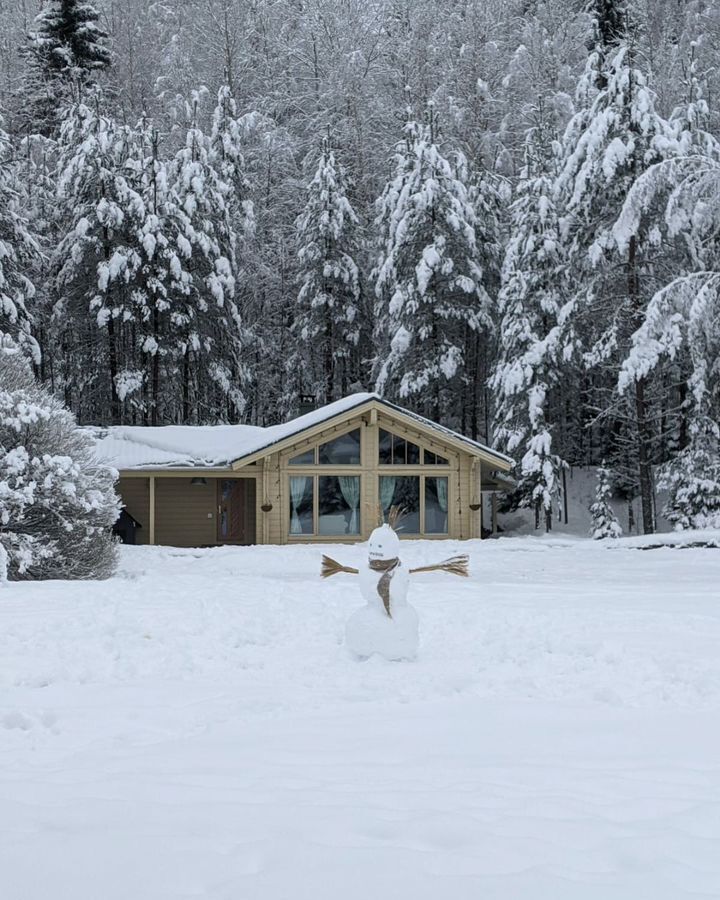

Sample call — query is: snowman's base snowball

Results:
[345,603,419,661]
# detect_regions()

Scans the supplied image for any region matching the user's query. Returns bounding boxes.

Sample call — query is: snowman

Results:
[321,516,469,662]
[347,523,419,661]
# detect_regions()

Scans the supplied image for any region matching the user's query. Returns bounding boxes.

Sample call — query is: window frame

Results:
[289,426,362,466]
[288,472,363,539]
[378,473,451,537]
[377,427,451,467]
[281,417,458,541]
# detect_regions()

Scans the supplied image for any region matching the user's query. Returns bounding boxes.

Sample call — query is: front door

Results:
[217,479,256,544]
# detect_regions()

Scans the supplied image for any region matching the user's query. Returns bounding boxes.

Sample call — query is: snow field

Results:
[1,537,720,899]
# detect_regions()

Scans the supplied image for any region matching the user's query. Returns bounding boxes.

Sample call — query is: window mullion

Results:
[313,475,318,535]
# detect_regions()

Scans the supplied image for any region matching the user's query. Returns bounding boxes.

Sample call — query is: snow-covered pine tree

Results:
[374,108,493,422]
[209,84,255,243]
[28,0,111,80]
[661,416,720,531]
[491,134,566,531]
[586,0,626,53]
[555,43,678,534]
[589,462,623,538]
[464,168,505,438]
[171,102,242,421]
[53,101,144,424]
[294,133,361,404]
[13,134,61,383]
[0,333,119,580]
[21,0,111,136]
[619,272,720,530]
[614,56,720,531]
[0,118,39,362]
[131,119,177,425]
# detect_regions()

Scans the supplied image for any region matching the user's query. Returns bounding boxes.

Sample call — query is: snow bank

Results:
[2,538,719,899]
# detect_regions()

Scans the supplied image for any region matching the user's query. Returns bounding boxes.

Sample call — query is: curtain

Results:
[437,477,448,531]
[338,475,360,534]
[436,477,448,512]
[380,476,396,512]
[290,476,309,534]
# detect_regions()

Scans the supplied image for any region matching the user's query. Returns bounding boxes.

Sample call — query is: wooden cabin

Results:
[94,393,514,547]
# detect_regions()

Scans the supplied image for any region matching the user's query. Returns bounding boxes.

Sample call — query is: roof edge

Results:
[231,396,514,471]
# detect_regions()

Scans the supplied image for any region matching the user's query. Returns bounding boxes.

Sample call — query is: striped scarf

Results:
[369,557,400,618]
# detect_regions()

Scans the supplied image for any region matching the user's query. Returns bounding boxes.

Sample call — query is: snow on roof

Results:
[92,392,513,471]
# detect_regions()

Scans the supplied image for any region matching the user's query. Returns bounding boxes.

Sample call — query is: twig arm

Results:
[409,554,470,577]
[321,555,359,578]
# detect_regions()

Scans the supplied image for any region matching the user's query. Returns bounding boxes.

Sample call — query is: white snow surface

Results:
[2,537,720,900]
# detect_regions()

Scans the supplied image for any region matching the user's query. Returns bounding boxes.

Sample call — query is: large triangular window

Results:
[378,429,448,466]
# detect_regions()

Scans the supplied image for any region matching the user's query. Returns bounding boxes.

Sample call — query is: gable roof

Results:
[92,393,514,472]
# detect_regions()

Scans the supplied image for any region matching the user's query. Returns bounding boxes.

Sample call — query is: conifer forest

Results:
[2,0,720,535]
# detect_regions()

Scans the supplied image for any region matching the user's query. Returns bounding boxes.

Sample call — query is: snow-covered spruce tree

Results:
[589,462,623,539]
[555,44,679,534]
[491,136,566,531]
[614,60,720,530]
[27,0,110,80]
[586,0,626,54]
[170,104,241,421]
[619,274,720,530]
[0,334,119,580]
[21,0,111,136]
[209,84,255,243]
[130,120,177,425]
[53,101,144,424]
[374,109,493,421]
[0,119,39,362]
[661,416,720,531]
[464,168,505,437]
[14,133,62,383]
[294,134,361,404]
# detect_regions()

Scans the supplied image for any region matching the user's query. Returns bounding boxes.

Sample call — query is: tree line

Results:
[1,0,720,536]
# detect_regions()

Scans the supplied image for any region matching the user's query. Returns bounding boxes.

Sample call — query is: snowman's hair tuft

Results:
[376,504,406,530]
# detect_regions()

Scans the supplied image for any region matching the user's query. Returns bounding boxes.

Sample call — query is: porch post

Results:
[491,492,498,536]
[149,475,156,545]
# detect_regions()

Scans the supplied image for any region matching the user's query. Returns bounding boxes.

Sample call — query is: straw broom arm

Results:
[409,554,470,577]
[321,555,359,578]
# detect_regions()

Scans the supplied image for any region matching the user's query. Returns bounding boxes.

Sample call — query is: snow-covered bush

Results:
[659,416,720,531]
[589,464,623,539]
[0,336,120,580]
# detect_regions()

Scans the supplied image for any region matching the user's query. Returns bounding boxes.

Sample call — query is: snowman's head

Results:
[368,524,400,561]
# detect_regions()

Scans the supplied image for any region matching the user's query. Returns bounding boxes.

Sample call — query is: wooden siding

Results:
[116,405,510,547]
[155,477,216,547]
[118,477,150,545]
[260,410,481,544]
[115,475,259,548]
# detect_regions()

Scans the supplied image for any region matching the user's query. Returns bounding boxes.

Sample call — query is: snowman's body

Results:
[344,525,419,661]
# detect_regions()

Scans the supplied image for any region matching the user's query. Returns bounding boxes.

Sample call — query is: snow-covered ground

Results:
[2,536,720,899]
[497,465,675,536]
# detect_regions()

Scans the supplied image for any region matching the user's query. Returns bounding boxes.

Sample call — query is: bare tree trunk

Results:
[182,351,190,423]
[151,308,159,427]
[628,234,655,534]
[107,313,120,425]
[323,304,333,403]
[634,376,655,533]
